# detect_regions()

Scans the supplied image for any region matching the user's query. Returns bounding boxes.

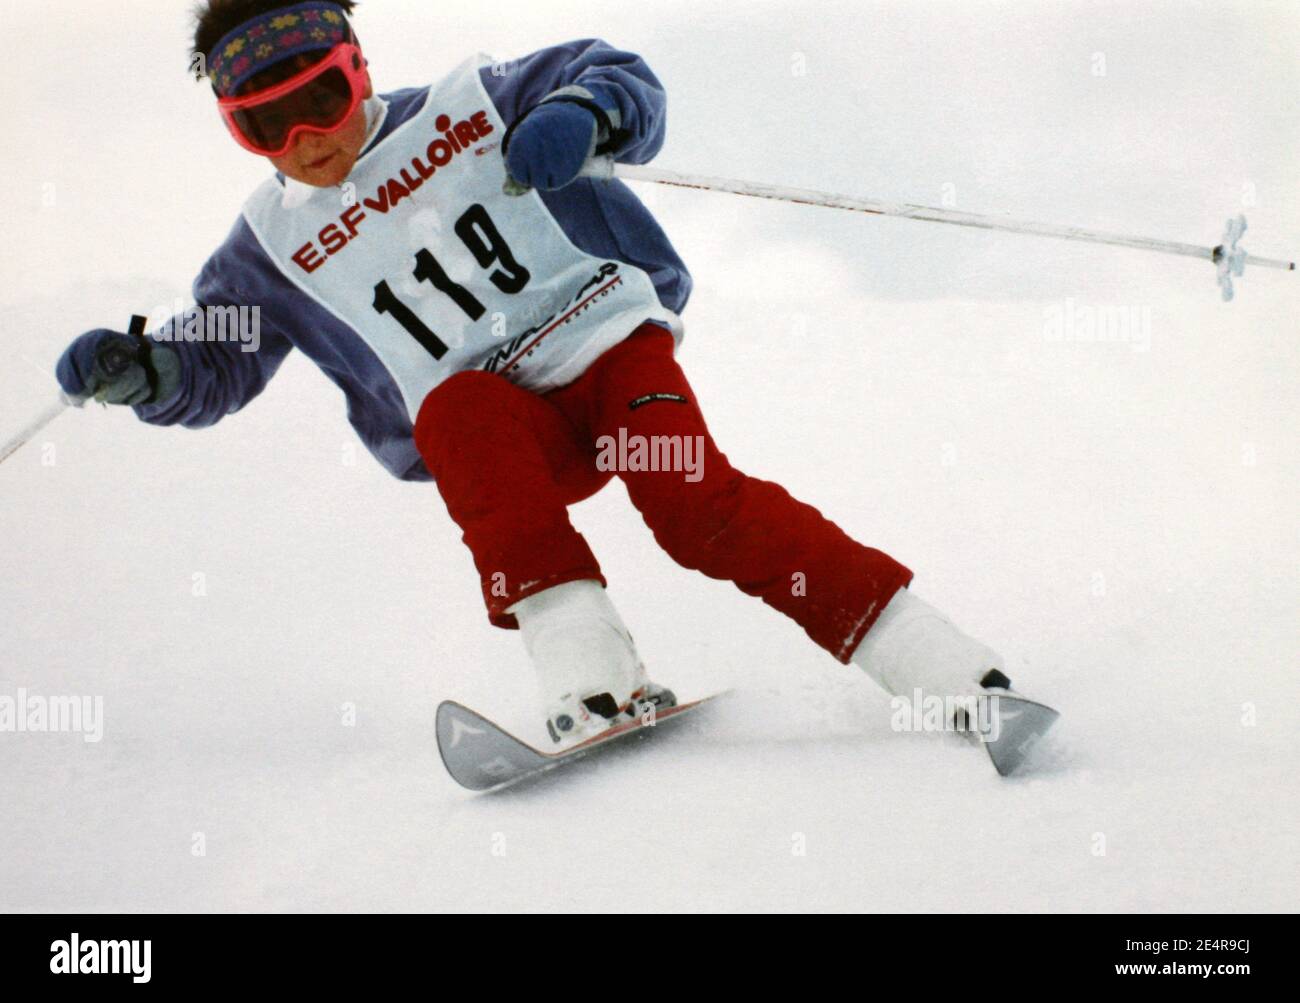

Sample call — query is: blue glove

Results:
[57,328,181,406]
[504,101,600,192]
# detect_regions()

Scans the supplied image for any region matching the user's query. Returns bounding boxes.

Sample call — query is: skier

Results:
[55,0,1030,752]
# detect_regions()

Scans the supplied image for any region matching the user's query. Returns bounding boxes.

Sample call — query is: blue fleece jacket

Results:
[134,39,691,481]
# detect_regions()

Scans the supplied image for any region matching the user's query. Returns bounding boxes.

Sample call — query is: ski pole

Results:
[0,396,76,467]
[577,159,1295,301]
[0,314,149,469]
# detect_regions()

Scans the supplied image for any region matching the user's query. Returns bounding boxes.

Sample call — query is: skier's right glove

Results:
[56,328,181,406]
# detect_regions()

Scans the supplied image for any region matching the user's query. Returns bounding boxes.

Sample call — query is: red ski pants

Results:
[413,325,912,662]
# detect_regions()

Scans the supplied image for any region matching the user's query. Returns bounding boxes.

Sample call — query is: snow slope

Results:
[1,0,1296,912]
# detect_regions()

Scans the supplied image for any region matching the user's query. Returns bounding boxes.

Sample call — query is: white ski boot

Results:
[509,579,676,746]
[851,587,1007,709]
[851,587,1059,773]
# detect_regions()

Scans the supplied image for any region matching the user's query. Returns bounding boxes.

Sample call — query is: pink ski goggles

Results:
[217,42,369,157]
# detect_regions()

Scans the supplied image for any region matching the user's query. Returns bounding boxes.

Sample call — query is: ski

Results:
[436,688,1057,790]
[436,693,727,792]
[978,693,1061,776]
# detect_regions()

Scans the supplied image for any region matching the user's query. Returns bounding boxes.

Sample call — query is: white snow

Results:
[1,0,1297,912]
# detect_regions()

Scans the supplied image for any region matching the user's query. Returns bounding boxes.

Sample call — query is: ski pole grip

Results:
[97,315,151,381]
[125,313,160,401]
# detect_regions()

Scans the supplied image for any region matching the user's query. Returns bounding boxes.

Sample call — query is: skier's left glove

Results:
[503,93,626,192]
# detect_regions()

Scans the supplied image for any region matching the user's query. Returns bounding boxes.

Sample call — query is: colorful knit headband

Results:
[208,1,352,97]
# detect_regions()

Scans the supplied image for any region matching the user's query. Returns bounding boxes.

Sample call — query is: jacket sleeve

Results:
[485,38,667,165]
[134,217,295,428]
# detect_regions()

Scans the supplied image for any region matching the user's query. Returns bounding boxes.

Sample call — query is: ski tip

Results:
[983,698,1061,777]
[434,691,732,793]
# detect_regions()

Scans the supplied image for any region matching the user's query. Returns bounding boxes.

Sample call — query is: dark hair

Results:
[191,0,359,90]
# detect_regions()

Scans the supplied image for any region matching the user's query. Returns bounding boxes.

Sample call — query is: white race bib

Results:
[242,55,679,422]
